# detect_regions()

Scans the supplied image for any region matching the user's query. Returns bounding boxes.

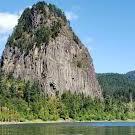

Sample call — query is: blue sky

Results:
[0,0,135,73]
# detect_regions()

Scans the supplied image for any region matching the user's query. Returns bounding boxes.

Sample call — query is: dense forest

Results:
[0,72,134,122]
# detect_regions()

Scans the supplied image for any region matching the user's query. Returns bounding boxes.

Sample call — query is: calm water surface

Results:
[0,122,135,135]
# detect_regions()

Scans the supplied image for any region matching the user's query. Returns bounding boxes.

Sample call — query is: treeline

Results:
[0,73,135,122]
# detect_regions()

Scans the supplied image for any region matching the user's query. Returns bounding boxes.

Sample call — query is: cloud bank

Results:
[0,12,19,55]
[0,12,19,34]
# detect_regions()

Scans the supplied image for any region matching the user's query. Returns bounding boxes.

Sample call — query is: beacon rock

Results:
[0,2,102,98]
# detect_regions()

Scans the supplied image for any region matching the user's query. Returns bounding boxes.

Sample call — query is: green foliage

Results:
[48,4,67,22]
[0,72,134,122]
[18,8,32,33]
[6,1,64,55]
[51,20,62,38]
[35,26,51,45]
[6,8,33,54]
[34,1,47,10]
[7,7,32,45]
[35,20,62,46]
[32,1,47,17]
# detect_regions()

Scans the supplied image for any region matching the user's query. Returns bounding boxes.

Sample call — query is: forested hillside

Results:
[97,73,135,102]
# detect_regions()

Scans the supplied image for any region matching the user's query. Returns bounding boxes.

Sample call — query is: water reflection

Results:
[0,122,135,135]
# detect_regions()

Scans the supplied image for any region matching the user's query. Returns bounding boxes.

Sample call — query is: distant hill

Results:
[97,73,135,102]
[126,70,135,80]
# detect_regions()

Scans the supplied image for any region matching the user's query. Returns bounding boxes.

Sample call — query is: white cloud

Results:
[65,11,78,21]
[0,12,19,34]
[0,12,19,56]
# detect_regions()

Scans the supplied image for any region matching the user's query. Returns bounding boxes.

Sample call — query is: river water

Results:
[0,122,135,135]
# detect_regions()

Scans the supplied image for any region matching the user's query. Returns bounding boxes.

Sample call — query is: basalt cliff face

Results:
[0,2,102,98]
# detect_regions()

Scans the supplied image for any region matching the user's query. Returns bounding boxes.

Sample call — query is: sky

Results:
[0,0,135,73]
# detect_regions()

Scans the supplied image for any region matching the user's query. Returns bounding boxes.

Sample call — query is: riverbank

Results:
[0,119,75,125]
[0,119,135,125]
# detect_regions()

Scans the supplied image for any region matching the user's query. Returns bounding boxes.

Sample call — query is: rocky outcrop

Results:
[0,2,102,98]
